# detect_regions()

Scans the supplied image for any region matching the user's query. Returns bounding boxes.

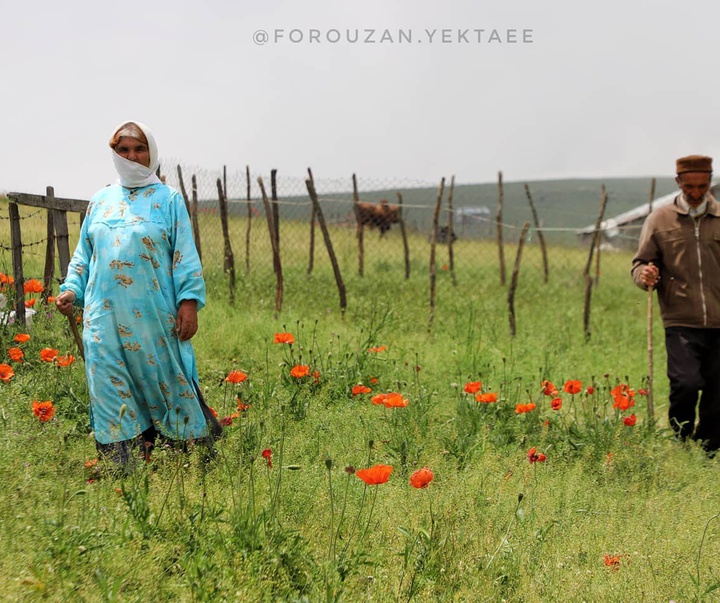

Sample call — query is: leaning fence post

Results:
[259,177,284,316]
[191,174,202,261]
[508,222,531,336]
[446,175,457,286]
[306,177,347,315]
[307,167,316,275]
[524,183,549,283]
[397,191,410,280]
[245,166,252,274]
[583,185,609,340]
[217,178,235,304]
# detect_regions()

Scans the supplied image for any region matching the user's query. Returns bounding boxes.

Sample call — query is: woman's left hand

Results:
[176,300,198,341]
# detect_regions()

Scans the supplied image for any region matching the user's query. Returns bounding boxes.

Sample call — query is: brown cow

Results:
[354,199,401,235]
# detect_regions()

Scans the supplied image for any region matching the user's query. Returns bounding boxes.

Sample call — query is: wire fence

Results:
[1,164,667,321]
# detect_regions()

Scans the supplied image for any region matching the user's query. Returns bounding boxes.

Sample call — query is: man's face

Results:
[676,172,712,206]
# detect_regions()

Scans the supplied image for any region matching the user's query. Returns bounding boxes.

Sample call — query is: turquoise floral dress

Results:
[61,183,208,444]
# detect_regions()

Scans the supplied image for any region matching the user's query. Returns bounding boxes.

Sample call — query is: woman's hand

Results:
[55,291,76,317]
[176,299,198,341]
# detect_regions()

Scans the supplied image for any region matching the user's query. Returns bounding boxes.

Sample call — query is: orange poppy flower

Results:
[8,347,24,362]
[515,403,537,414]
[368,345,387,353]
[54,354,75,367]
[261,448,272,468]
[603,554,624,571]
[0,364,15,382]
[356,464,393,485]
[369,376,379,384]
[290,364,310,378]
[541,380,558,396]
[371,392,408,408]
[32,400,56,422]
[40,348,59,362]
[84,458,98,468]
[563,380,582,395]
[225,370,247,384]
[612,384,635,411]
[209,406,218,417]
[24,299,36,308]
[551,397,562,410]
[475,392,498,403]
[312,370,320,383]
[464,381,482,394]
[410,467,434,489]
[274,332,295,344]
[527,447,546,463]
[352,384,372,396]
[47,296,55,303]
[236,397,251,411]
[623,414,637,426]
[23,279,44,294]
[13,334,30,343]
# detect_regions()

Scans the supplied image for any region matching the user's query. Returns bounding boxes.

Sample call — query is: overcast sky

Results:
[3,0,718,198]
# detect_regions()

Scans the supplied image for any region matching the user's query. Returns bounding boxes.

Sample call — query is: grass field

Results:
[0,188,719,602]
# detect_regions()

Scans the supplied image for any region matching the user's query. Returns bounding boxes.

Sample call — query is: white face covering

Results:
[110,121,162,188]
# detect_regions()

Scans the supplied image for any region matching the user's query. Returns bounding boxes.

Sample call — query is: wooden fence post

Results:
[508,222,531,336]
[428,177,445,330]
[8,202,25,326]
[524,183,549,283]
[496,171,506,286]
[191,174,202,261]
[583,185,609,340]
[258,177,283,316]
[216,178,235,304]
[446,175,457,286]
[271,169,280,250]
[177,165,191,215]
[397,192,410,280]
[352,173,364,277]
[307,168,316,275]
[245,166,251,274]
[42,206,55,303]
[305,178,347,315]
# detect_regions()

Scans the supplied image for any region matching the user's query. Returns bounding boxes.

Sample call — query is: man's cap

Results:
[676,155,713,174]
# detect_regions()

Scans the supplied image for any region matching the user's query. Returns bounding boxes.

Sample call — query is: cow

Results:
[354,199,401,235]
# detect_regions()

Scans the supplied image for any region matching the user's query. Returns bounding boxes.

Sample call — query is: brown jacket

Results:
[632,195,720,328]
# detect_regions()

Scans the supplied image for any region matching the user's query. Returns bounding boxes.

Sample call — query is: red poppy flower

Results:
[563,380,582,395]
[352,384,372,396]
[47,296,55,303]
[372,392,409,408]
[225,370,247,384]
[464,381,482,394]
[515,403,537,414]
[527,447,547,463]
[220,414,238,426]
[623,414,637,426]
[603,554,624,571]
[368,345,387,353]
[208,406,218,417]
[410,467,434,489]
[236,397,251,411]
[261,448,272,468]
[274,332,295,344]
[290,364,310,378]
[13,334,30,343]
[24,299,36,308]
[23,279,44,294]
[54,354,75,367]
[312,370,320,384]
[32,400,55,422]
[0,364,15,383]
[541,380,558,396]
[8,347,24,362]
[40,348,59,362]
[356,464,393,485]
[551,397,562,411]
[612,384,635,411]
[586,386,595,395]
[475,392,498,403]
[369,376,379,384]
[637,388,648,396]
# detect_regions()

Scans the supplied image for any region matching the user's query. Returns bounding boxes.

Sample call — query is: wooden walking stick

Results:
[646,262,655,420]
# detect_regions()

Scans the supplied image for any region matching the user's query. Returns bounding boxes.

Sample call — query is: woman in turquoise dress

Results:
[55,121,220,465]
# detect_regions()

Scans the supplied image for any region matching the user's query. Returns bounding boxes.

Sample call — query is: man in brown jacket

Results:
[632,155,720,452]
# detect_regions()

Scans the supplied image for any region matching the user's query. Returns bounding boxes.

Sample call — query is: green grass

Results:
[0,193,719,602]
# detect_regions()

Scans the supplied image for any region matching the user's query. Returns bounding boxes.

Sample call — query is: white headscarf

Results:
[110,120,162,188]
